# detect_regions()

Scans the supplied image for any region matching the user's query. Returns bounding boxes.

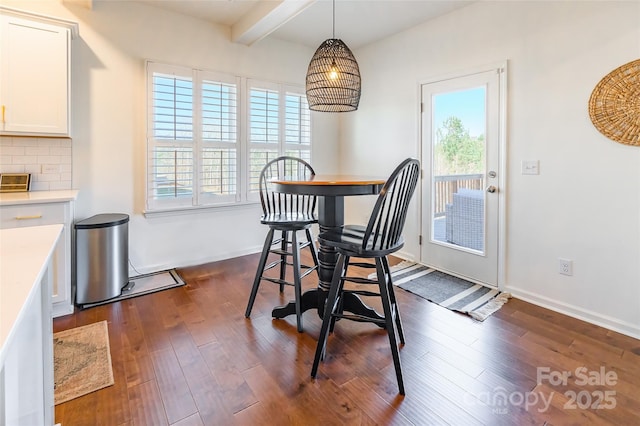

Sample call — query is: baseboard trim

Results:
[52,302,74,319]
[506,285,640,340]
[129,245,263,277]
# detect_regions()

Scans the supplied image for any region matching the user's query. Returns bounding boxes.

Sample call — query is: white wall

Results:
[4,0,638,338]
[343,1,640,338]
[1,0,339,273]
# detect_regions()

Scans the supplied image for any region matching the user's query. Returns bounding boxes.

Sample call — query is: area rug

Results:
[80,269,185,308]
[377,261,511,321]
[53,320,114,404]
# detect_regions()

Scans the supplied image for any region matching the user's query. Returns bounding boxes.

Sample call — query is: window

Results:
[146,62,311,212]
[247,80,311,199]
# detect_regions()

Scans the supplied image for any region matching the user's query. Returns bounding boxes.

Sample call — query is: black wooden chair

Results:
[245,156,319,333]
[311,158,420,395]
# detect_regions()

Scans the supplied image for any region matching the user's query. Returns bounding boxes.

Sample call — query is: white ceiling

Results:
[133,0,473,49]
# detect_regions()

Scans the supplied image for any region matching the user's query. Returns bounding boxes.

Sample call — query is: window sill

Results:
[143,201,260,219]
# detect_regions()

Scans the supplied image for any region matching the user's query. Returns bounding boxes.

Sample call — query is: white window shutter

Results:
[199,75,239,203]
[147,63,195,209]
[284,91,311,163]
[145,63,311,212]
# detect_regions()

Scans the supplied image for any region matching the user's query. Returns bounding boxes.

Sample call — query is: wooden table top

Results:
[271,174,386,197]
[272,174,386,186]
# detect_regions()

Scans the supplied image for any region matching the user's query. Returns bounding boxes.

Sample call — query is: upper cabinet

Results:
[0,7,78,137]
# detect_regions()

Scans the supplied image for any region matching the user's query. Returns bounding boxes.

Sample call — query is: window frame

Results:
[145,61,311,215]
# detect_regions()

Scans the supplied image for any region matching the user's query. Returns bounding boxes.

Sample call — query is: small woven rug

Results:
[54,320,114,404]
[376,261,511,321]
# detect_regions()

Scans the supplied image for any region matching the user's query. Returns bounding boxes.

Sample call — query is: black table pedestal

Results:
[272,195,383,323]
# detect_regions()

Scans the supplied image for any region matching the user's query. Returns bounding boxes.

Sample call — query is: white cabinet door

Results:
[0,227,58,426]
[0,14,70,136]
[0,201,75,317]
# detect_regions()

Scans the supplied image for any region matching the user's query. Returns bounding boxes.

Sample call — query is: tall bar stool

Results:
[311,158,420,395]
[245,156,319,333]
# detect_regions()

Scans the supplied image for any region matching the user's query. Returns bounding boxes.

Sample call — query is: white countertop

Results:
[0,189,78,206]
[0,224,63,365]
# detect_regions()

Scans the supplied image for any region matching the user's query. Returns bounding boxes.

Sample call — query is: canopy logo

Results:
[464,366,618,414]
[537,366,617,410]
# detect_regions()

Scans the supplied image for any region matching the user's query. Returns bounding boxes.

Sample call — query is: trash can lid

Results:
[75,213,129,229]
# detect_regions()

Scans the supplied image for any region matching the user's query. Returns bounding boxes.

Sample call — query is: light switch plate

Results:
[522,160,539,175]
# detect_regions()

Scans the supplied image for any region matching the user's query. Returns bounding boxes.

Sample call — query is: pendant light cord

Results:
[332,0,335,39]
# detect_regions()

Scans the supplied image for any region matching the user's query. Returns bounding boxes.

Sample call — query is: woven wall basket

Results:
[588,59,640,146]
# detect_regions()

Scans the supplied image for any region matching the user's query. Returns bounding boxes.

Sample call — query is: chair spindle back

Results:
[259,156,316,217]
[363,158,420,251]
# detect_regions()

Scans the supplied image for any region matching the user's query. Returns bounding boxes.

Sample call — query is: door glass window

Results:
[431,86,486,252]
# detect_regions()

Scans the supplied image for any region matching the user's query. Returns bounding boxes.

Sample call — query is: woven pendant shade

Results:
[305,38,361,112]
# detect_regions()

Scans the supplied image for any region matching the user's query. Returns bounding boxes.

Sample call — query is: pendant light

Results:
[305,0,361,112]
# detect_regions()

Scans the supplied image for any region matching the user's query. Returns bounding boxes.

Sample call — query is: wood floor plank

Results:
[198,341,259,414]
[52,253,640,426]
[176,301,218,347]
[169,322,235,425]
[151,348,199,424]
[134,294,174,353]
[170,412,204,426]
[94,315,131,425]
[310,378,379,425]
[118,295,152,393]
[119,299,149,357]
[417,351,542,425]
[240,364,310,425]
[339,377,414,426]
[128,379,169,426]
[54,386,98,425]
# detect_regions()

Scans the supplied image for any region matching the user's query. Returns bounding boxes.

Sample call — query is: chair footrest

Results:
[269,248,290,256]
[343,289,381,298]
[348,262,376,269]
[263,260,316,273]
[342,276,378,285]
[262,277,294,287]
[261,263,317,286]
[263,260,282,272]
[331,312,387,326]
[300,265,318,279]
[269,240,313,255]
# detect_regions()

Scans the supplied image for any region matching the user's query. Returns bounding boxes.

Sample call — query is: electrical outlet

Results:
[558,258,573,276]
[41,164,60,174]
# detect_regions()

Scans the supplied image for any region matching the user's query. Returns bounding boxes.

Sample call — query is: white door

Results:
[420,65,506,287]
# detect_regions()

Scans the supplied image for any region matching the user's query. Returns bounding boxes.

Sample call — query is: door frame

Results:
[417,61,508,290]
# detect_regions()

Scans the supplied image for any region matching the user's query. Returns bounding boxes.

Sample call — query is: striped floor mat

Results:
[377,261,510,321]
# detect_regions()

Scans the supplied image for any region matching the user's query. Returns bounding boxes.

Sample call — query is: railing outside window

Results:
[433,173,484,217]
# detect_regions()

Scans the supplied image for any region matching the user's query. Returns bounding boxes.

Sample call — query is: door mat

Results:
[374,261,511,321]
[54,320,114,405]
[80,269,185,309]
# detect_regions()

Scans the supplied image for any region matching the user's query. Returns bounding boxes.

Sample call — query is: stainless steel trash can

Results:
[75,213,129,305]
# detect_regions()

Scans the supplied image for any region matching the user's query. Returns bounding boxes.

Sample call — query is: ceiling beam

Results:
[61,0,93,10]
[231,0,316,46]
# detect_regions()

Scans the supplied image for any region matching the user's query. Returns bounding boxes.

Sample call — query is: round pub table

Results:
[270,174,386,321]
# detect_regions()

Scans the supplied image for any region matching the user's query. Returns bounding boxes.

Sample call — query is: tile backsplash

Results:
[0,136,72,191]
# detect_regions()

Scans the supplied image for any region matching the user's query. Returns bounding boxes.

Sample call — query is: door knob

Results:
[486,185,497,193]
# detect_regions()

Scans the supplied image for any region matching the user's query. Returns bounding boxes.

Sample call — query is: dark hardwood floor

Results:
[54,252,640,425]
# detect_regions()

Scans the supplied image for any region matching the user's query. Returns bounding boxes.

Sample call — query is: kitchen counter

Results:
[0,189,78,206]
[0,224,62,365]
[0,191,77,317]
